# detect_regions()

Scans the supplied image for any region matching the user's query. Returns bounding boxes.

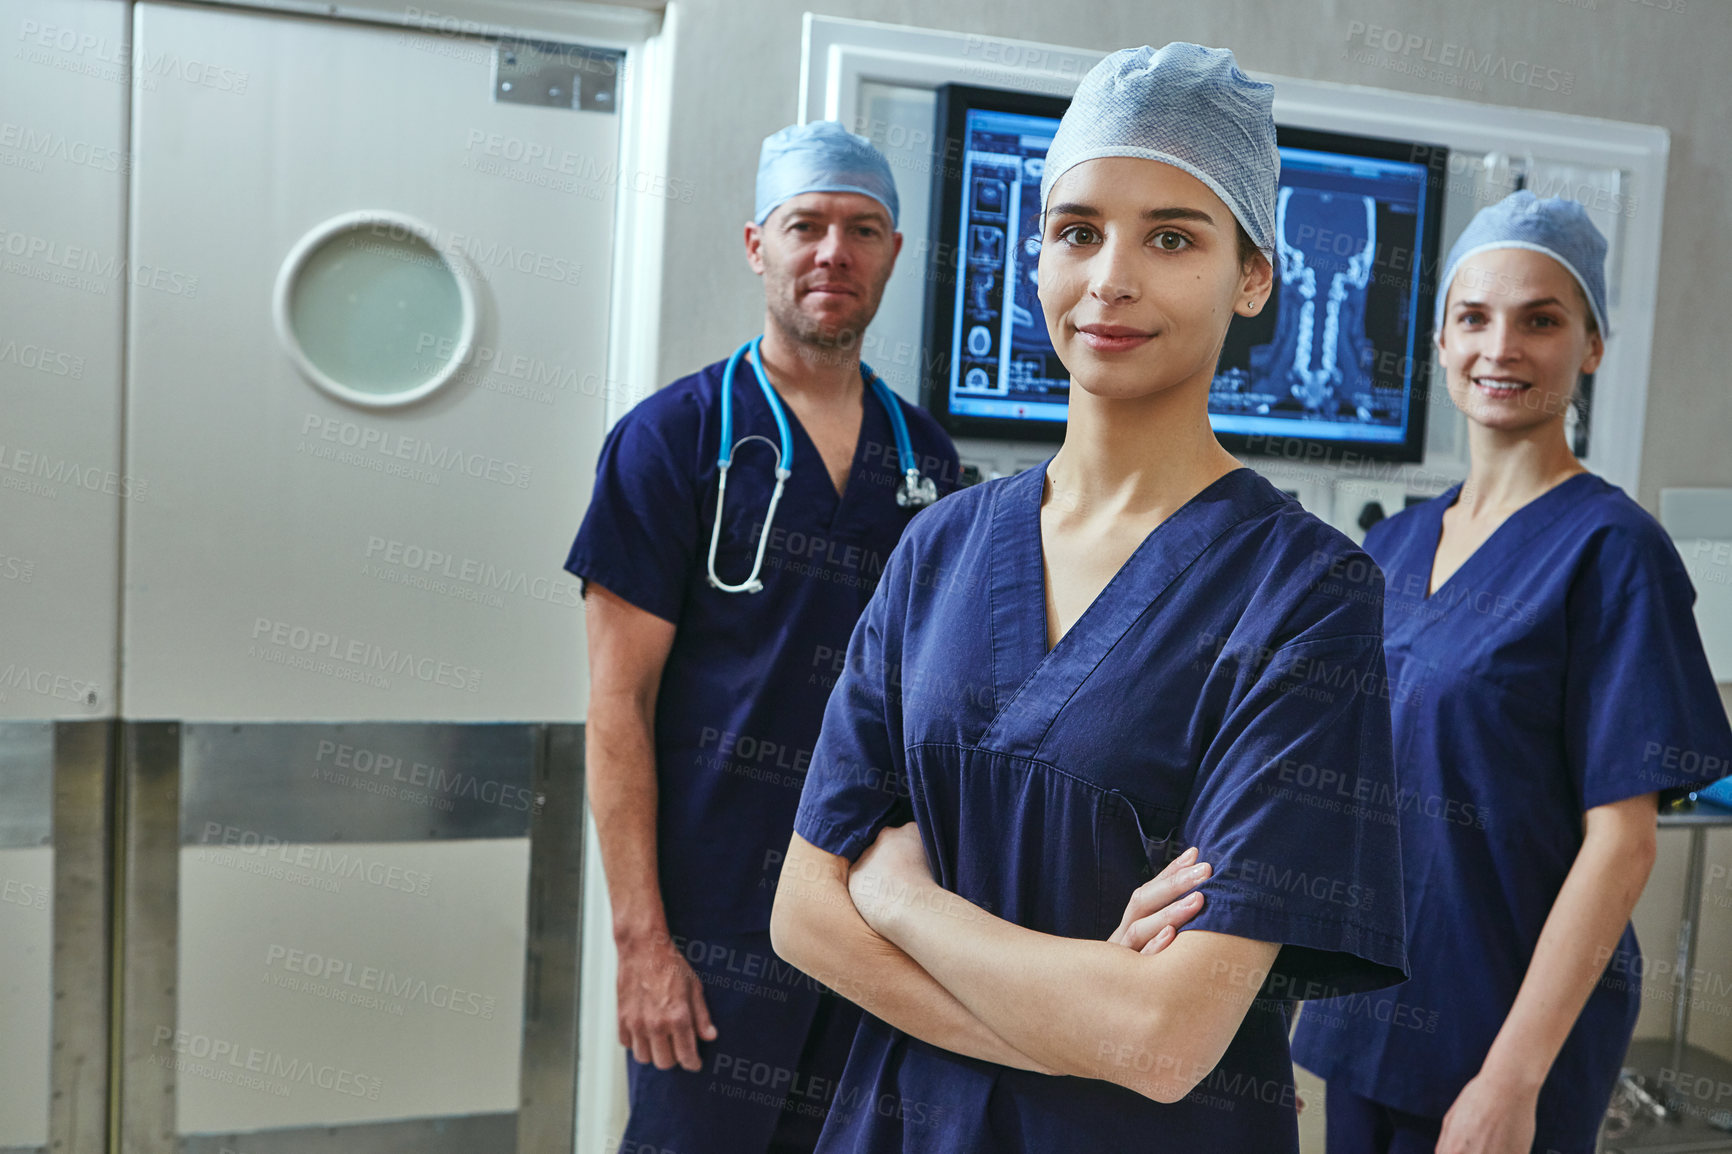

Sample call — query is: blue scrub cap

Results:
[1435,190,1610,337]
[1039,43,1280,258]
[754,121,900,228]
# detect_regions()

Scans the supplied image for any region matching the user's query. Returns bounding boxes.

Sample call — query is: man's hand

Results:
[615,931,718,1072]
[1108,845,1211,955]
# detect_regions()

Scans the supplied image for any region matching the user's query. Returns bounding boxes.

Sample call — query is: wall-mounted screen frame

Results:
[921,83,1449,463]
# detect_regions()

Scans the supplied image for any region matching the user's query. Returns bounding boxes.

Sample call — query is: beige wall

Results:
[653,0,1732,524]
[645,0,1732,1084]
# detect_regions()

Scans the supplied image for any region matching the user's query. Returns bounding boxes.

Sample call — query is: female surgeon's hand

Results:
[848,822,935,933]
[1107,846,1212,956]
[1436,1072,1538,1154]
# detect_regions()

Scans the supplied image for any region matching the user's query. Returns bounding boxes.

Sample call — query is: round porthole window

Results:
[273,211,478,408]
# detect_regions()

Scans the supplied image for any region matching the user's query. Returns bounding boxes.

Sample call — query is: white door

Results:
[0,1,132,1148]
[125,0,619,724]
[123,1,625,1139]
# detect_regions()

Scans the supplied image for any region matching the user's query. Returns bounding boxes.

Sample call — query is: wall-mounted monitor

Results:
[922,83,1448,463]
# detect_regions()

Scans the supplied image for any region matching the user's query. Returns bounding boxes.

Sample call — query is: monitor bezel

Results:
[1217,124,1446,465]
[920,83,1073,444]
[919,83,1449,464]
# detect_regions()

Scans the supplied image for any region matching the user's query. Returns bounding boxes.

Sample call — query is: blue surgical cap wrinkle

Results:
[754,121,900,228]
[1436,191,1611,338]
[1040,43,1280,259]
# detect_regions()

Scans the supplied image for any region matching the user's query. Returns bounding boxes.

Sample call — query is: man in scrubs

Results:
[563,121,961,1153]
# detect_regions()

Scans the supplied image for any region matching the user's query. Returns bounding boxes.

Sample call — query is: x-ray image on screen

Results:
[1210,146,1432,447]
[924,86,1442,458]
[1255,187,1379,413]
[944,107,1070,424]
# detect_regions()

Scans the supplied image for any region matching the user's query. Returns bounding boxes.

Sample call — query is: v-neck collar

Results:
[979,462,1285,758]
[747,355,878,534]
[1421,472,1597,603]
[786,389,871,511]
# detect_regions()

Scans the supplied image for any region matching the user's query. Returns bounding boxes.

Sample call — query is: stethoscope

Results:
[707,335,938,594]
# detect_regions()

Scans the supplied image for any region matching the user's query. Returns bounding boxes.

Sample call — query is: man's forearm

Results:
[585,698,670,942]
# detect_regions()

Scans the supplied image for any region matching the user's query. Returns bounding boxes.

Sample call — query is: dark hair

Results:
[1573,281,1601,337]
[1233,219,1263,271]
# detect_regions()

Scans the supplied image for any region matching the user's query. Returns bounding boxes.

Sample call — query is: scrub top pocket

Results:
[1096,789,1183,938]
[904,745,1185,944]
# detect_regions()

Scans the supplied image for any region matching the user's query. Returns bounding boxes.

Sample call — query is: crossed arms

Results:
[769,824,1280,1104]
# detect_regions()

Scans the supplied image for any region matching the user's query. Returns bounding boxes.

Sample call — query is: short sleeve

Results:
[1185,624,1410,1000]
[562,399,700,625]
[793,547,911,861]
[1567,532,1732,808]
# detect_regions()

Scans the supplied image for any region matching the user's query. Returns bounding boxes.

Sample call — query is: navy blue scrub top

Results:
[1291,473,1732,1148]
[795,464,1410,1153]
[564,355,961,936]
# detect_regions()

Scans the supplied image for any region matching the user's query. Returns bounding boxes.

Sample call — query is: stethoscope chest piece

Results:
[898,471,938,509]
